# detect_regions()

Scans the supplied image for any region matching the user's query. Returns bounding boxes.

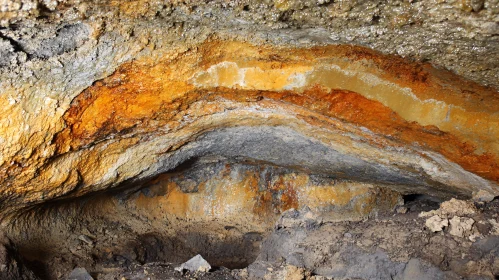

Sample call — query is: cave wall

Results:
[0,0,498,219]
[1,1,499,279]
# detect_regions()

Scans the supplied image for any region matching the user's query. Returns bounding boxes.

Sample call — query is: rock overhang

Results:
[0,40,497,219]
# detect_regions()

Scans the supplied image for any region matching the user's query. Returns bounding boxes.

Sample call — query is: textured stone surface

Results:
[175,254,211,273]
[0,0,498,220]
[130,161,403,225]
[1,0,498,87]
[420,198,478,218]
[244,203,499,279]
[425,215,449,233]
[0,40,498,219]
[5,194,499,280]
[3,160,404,278]
[0,1,498,279]
[0,233,39,280]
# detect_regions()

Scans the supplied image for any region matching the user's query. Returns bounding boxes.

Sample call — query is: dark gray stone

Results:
[471,236,499,258]
[0,38,16,66]
[153,126,455,197]
[19,23,90,59]
[67,267,93,280]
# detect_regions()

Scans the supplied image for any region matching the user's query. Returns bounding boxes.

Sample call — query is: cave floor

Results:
[6,195,499,280]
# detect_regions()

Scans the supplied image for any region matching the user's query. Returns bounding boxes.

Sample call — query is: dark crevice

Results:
[36,2,55,19]
[403,193,442,212]
[0,32,25,54]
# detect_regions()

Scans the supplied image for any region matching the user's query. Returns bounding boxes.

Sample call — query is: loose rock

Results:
[67,267,93,280]
[78,235,93,246]
[420,198,477,218]
[396,207,408,214]
[174,254,211,273]
[449,216,475,238]
[425,215,448,232]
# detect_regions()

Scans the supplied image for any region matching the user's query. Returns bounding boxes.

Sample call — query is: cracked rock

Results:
[425,215,448,232]
[449,216,475,238]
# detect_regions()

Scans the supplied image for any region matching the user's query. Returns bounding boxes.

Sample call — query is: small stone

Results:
[279,265,309,280]
[397,207,408,214]
[468,232,481,242]
[237,268,248,278]
[78,235,93,246]
[475,220,491,235]
[360,239,374,247]
[68,267,93,280]
[303,209,318,220]
[425,215,448,232]
[175,254,211,273]
[449,216,474,238]
[470,0,485,12]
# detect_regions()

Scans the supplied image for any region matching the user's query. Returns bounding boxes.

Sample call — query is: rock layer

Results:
[0,39,498,218]
[1,1,499,279]
[1,0,499,220]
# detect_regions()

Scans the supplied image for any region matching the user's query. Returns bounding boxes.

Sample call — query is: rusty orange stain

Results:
[54,40,499,184]
[131,164,401,222]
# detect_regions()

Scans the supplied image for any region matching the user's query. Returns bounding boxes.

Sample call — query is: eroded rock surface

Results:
[0,0,498,279]
[0,0,498,220]
[1,40,498,219]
